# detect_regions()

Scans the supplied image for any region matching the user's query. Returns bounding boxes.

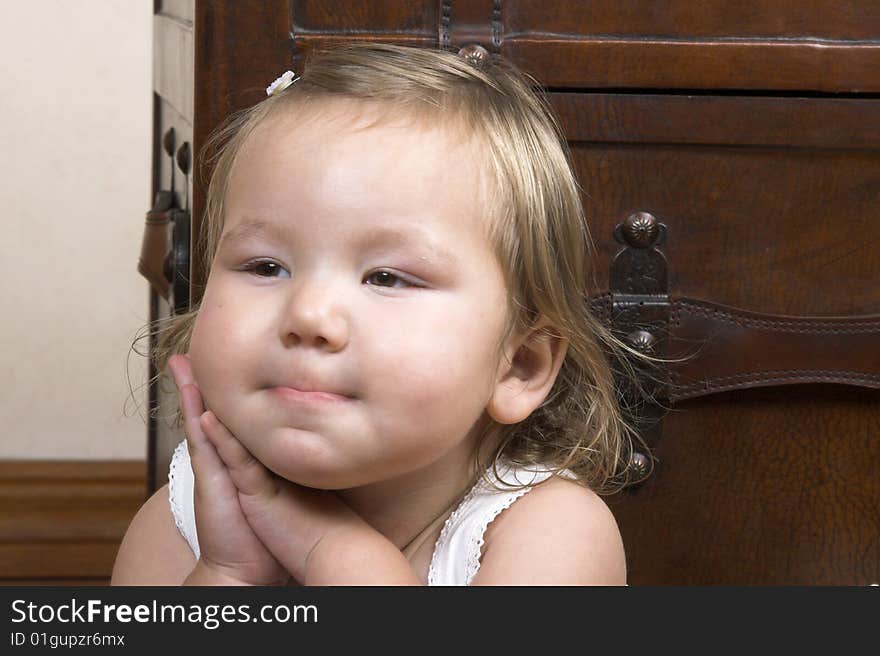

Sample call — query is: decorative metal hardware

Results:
[458,43,490,67]
[608,211,671,486]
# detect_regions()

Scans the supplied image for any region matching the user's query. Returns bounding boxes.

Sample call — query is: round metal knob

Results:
[626,330,657,354]
[458,44,490,68]
[630,452,649,479]
[162,127,176,158]
[176,142,191,176]
[622,211,659,248]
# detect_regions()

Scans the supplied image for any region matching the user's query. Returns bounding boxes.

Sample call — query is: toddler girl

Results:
[113,42,651,586]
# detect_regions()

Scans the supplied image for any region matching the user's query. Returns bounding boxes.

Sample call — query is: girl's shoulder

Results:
[470,469,626,585]
[111,483,198,585]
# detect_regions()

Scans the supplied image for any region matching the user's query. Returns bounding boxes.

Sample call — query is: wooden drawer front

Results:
[294,0,880,41]
[552,93,880,317]
[506,0,880,40]
[505,0,880,91]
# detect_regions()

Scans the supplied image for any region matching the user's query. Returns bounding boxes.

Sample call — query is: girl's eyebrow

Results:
[218,217,289,249]
[357,225,459,265]
[220,217,459,265]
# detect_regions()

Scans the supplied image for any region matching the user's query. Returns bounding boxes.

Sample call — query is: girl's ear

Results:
[486,317,568,425]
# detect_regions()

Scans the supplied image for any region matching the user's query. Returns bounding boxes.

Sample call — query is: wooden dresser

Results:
[144,0,880,584]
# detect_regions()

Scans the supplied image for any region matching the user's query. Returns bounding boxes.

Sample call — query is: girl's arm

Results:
[469,477,627,585]
[112,482,297,586]
[111,483,197,585]
[112,484,257,585]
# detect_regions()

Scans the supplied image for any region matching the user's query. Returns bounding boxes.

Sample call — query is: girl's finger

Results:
[175,383,200,419]
[183,403,239,508]
[169,354,199,391]
[201,412,277,499]
[172,372,223,474]
[169,356,200,435]
[168,355,210,455]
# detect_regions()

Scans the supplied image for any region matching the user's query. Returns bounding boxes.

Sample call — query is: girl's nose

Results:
[279,280,349,352]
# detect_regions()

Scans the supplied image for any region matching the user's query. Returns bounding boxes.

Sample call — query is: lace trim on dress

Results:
[426,473,482,586]
[167,440,199,558]
[461,485,536,585]
[427,461,554,586]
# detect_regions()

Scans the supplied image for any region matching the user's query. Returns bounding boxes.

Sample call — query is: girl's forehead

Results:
[229,97,498,227]
[260,96,473,149]
[237,98,494,201]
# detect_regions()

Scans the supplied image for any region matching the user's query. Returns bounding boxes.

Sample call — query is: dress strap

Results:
[427,461,568,585]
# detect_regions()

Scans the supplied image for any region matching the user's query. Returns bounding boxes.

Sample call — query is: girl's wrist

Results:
[303,525,420,585]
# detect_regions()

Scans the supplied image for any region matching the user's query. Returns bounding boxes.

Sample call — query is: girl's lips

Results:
[269,386,353,403]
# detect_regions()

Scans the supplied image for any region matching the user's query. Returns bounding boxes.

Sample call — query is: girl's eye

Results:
[241,260,290,278]
[238,262,416,287]
[364,270,416,289]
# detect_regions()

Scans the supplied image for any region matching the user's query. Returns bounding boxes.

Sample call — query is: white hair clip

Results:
[266,70,299,96]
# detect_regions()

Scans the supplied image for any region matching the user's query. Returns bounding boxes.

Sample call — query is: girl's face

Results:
[190,101,513,490]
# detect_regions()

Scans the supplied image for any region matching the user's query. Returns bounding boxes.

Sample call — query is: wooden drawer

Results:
[552,93,880,315]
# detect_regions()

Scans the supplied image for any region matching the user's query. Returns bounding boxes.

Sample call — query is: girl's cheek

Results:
[187,332,208,393]
[190,291,226,348]
[188,313,210,362]
[188,309,223,386]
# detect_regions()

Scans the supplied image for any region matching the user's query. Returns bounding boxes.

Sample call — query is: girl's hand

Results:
[194,403,374,584]
[168,354,291,586]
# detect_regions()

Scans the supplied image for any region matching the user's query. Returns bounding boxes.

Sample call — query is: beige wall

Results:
[0,1,153,459]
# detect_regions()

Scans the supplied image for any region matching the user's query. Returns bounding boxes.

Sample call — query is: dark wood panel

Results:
[287,1,880,91]
[505,0,880,41]
[289,33,880,92]
[572,146,880,315]
[508,39,880,92]
[608,384,880,584]
[292,0,437,33]
[290,0,880,42]
[550,94,880,150]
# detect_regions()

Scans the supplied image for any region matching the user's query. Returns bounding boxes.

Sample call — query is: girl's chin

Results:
[239,428,348,485]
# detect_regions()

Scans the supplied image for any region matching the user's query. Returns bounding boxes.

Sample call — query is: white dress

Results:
[167,440,573,585]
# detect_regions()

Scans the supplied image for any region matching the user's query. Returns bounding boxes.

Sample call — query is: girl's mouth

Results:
[269,386,353,404]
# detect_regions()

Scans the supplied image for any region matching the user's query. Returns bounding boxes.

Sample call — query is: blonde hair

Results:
[137,42,665,495]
